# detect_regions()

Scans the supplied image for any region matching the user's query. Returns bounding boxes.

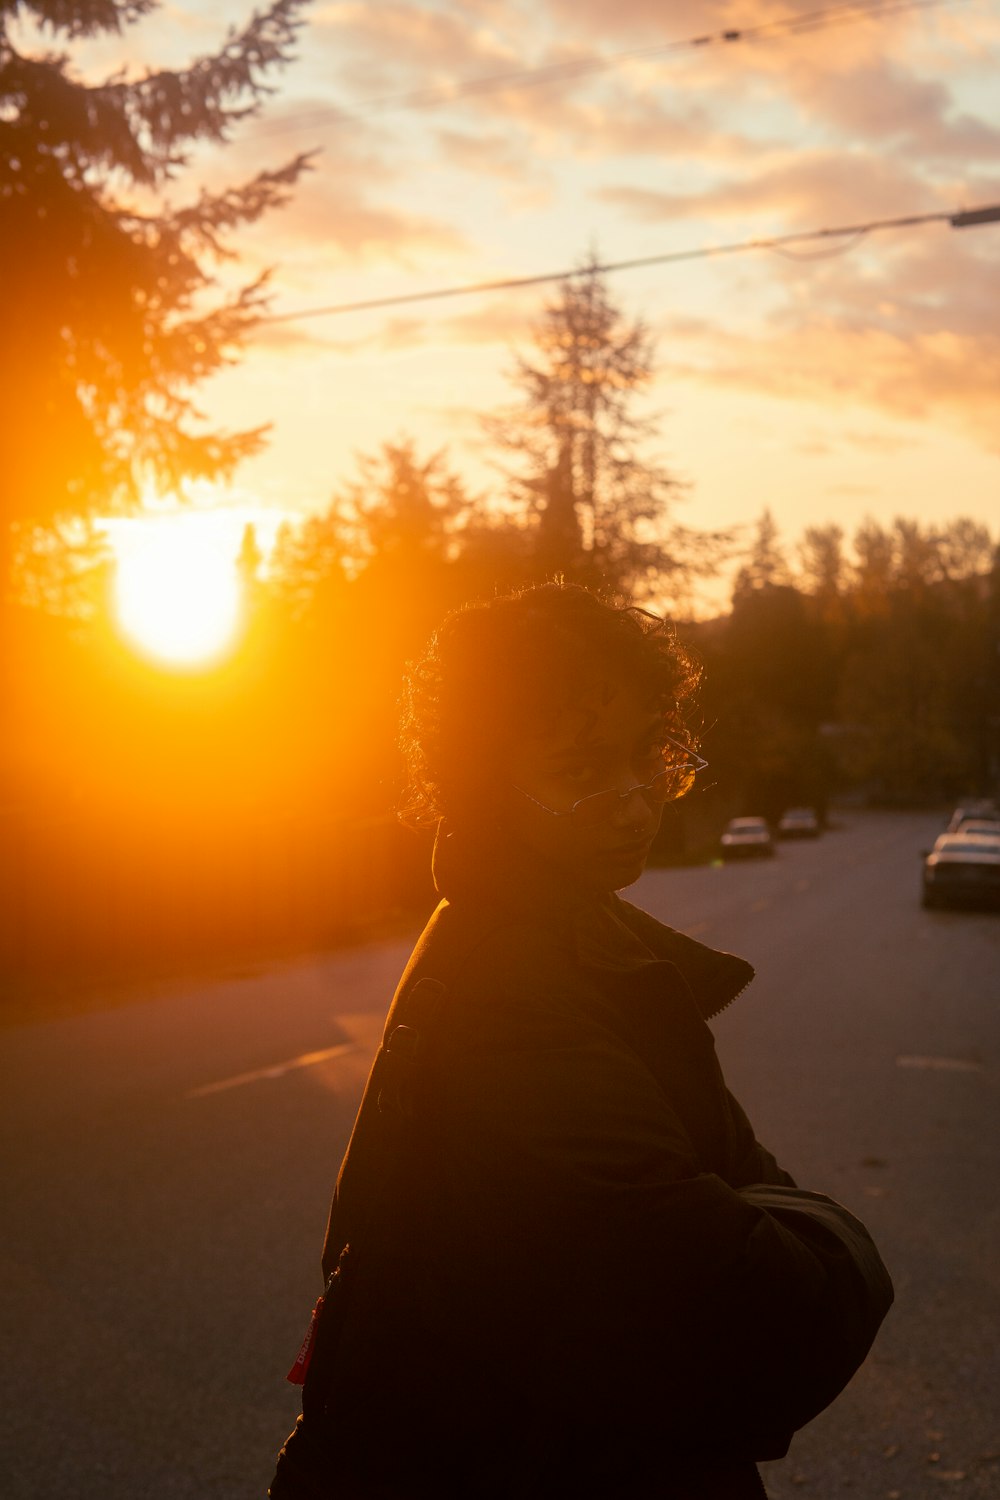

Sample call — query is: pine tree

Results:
[486,254,727,602]
[0,0,313,596]
[798,524,845,603]
[333,437,476,570]
[732,509,792,601]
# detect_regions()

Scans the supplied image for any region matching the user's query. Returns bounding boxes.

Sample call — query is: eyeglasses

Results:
[512,734,708,828]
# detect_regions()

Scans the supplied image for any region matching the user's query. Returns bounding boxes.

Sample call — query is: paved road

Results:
[2,810,998,1499]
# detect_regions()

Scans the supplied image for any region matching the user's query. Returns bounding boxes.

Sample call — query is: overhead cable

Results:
[257,203,1000,327]
[250,0,958,141]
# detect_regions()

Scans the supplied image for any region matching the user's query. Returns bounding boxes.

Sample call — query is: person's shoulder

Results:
[413,895,561,970]
[400,897,585,1042]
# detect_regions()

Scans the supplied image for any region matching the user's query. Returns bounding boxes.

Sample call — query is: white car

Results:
[922,832,1000,910]
[778,807,820,839]
[952,819,1000,840]
[947,802,999,832]
[720,817,775,859]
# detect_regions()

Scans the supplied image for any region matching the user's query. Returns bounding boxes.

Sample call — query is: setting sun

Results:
[113,519,242,667]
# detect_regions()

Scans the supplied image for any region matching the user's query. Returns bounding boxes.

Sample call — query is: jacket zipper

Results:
[704,971,755,1023]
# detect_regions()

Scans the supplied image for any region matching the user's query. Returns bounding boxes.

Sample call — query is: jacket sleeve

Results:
[433,1013,893,1460]
[729,1182,894,1451]
[724,1087,798,1190]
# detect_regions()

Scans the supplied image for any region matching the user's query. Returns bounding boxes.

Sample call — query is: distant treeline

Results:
[2,496,998,997]
[697,509,1000,821]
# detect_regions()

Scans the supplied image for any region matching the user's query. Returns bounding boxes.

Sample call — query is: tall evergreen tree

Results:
[0,0,313,596]
[931,517,994,584]
[798,524,845,611]
[732,508,792,601]
[333,437,476,572]
[486,254,726,601]
[852,518,895,615]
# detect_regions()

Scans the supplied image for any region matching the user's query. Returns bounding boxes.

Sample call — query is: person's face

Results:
[504,679,665,892]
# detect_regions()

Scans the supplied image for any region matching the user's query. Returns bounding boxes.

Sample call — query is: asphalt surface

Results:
[1,809,998,1499]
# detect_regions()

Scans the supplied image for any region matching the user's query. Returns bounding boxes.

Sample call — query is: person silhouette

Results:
[270,582,892,1500]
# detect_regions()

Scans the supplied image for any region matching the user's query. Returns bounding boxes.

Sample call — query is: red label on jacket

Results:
[286,1295,324,1385]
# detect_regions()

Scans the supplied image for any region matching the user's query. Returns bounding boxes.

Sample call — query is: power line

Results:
[250,0,957,142]
[257,204,1000,327]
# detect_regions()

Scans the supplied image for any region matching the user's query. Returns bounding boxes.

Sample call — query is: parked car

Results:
[947,801,999,832]
[921,832,1000,910]
[720,817,774,859]
[777,807,820,839]
[950,818,1000,840]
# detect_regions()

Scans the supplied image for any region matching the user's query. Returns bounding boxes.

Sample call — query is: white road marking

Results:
[895,1055,984,1074]
[188,1042,358,1099]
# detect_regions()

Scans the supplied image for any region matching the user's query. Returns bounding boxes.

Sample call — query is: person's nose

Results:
[611,781,654,828]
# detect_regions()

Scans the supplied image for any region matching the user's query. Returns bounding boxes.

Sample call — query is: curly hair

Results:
[398,582,702,829]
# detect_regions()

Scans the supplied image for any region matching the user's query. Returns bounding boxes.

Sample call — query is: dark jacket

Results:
[271,829,893,1499]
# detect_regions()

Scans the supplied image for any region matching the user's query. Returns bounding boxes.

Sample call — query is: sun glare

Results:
[113,519,242,668]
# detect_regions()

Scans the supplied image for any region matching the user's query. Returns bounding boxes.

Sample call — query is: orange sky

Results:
[24,0,1000,600]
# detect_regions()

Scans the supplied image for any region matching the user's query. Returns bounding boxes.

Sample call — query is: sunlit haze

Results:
[49,0,1000,583]
[111,517,240,666]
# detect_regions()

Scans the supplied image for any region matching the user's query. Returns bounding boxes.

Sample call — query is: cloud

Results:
[825,482,879,498]
[571,90,754,161]
[452,79,760,166]
[780,57,1000,165]
[234,93,391,157]
[273,178,469,261]
[842,429,914,457]
[157,0,1000,502]
[431,125,558,209]
[296,24,728,159]
[247,309,444,360]
[852,228,1000,343]
[659,311,1000,452]
[792,435,831,457]
[540,0,971,68]
[596,149,939,231]
[255,293,541,362]
[742,217,1000,373]
[311,0,524,96]
[629,162,1000,447]
[437,295,540,349]
[249,321,338,356]
[435,125,540,181]
[257,291,496,352]
[276,0,1000,196]
[171,91,469,275]
[462,0,1000,181]
[210,113,472,282]
[541,0,728,43]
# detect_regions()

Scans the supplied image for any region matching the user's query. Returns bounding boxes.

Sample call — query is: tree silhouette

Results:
[834,517,999,801]
[334,438,478,572]
[732,509,792,601]
[798,524,845,617]
[486,254,727,601]
[926,518,994,584]
[851,519,896,617]
[9,515,112,620]
[268,437,482,611]
[0,0,313,597]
